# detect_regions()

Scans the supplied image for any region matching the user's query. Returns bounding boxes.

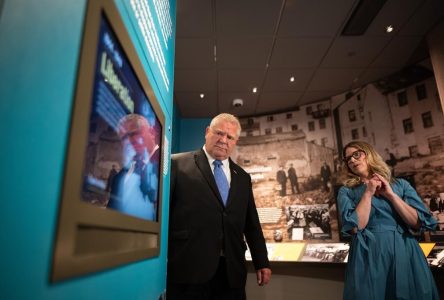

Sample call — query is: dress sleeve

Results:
[337,186,359,236]
[398,179,437,231]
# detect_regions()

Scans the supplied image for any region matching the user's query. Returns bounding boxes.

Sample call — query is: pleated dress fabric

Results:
[337,178,440,300]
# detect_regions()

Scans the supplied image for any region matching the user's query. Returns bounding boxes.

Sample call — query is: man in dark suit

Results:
[276,166,287,196]
[287,163,300,194]
[320,161,332,193]
[108,114,160,221]
[168,113,271,299]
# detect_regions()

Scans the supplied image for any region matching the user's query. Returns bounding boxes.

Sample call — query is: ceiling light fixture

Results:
[385,25,394,33]
[199,93,205,99]
[290,76,295,82]
[252,87,257,93]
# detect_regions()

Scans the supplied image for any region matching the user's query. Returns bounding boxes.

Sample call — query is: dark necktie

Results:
[134,159,150,198]
[213,160,229,206]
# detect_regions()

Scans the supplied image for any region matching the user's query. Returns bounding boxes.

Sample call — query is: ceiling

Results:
[173,0,444,118]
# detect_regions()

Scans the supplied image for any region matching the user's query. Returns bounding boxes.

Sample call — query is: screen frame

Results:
[51,0,165,282]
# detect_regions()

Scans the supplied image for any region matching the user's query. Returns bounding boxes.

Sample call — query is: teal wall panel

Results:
[115,0,176,121]
[0,0,175,299]
[174,117,211,153]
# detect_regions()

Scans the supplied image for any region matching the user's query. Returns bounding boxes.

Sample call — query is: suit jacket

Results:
[168,149,269,288]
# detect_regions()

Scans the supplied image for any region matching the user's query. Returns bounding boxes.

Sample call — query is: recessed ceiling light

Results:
[290,76,295,82]
[385,25,394,33]
[199,93,205,99]
[252,87,257,93]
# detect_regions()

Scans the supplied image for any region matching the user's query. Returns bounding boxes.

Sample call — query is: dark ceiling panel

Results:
[174,0,444,118]
[217,37,273,68]
[263,68,314,92]
[341,0,387,36]
[216,0,282,36]
[399,0,444,36]
[364,0,420,36]
[174,69,217,91]
[308,68,363,91]
[174,92,219,117]
[218,69,266,91]
[175,38,215,68]
[320,36,390,68]
[370,36,423,68]
[176,0,213,37]
[278,0,356,37]
[270,38,332,68]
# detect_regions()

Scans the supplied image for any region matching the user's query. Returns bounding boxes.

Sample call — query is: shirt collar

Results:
[203,145,229,168]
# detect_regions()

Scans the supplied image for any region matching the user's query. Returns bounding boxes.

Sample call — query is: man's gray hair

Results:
[209,113,241,137]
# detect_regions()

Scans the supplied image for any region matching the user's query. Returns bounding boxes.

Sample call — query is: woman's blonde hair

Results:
[339,140,394,187]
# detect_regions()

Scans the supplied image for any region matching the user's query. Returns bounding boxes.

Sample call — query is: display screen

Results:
[81,14,162,221]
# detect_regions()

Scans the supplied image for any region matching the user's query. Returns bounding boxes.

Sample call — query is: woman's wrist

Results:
[384,193,397,202]
[363,189,374,198]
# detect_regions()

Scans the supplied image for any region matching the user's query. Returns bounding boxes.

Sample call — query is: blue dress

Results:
[337,178,439,300]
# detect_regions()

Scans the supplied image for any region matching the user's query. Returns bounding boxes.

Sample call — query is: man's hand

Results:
[256,268,272,286]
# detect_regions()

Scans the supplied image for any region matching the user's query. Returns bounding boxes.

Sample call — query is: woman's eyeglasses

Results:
[343,150,364,163]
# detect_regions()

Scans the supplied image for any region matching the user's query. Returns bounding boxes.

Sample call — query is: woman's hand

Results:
[372,173,394,199]
[371,173,420,228]
[364,174,382,196]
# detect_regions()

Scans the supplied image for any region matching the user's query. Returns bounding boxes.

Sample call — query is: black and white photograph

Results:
[234,119,340,244]
[234,75,444,249]
[285,204,331,241]
[427,243,444,268]
[426,193,444,241]
[300,243,349,263]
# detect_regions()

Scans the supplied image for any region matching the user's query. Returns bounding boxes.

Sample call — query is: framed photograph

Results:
[285,204,332,241]
[427,243,444,268]
[51,0,165,281]
[429,193,444,242]
[300,243,350,263]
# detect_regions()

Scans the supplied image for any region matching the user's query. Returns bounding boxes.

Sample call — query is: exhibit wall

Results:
[235,77,444,262]
[174,78,444,300]
[0,0,175,299]
[174,75,444,264]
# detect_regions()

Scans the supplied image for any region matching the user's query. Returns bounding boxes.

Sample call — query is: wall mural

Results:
[237,74,444,264]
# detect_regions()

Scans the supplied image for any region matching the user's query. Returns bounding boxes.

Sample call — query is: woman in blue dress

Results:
[337,141,439,300]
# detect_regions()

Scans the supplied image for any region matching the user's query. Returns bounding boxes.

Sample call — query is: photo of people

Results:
[300,243,349,263]
[234,75,444,248]
[234,130,338,243]
[427,243,444,268]
[285,204,331,240]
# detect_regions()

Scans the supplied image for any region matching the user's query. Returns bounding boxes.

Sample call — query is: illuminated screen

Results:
[81,14,162,221]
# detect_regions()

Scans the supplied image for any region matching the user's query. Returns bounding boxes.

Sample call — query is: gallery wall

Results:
[174,80,444,299]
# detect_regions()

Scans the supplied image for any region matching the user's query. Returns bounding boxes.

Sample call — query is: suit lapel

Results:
[226,159,239,207]
[194,149,224,206]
